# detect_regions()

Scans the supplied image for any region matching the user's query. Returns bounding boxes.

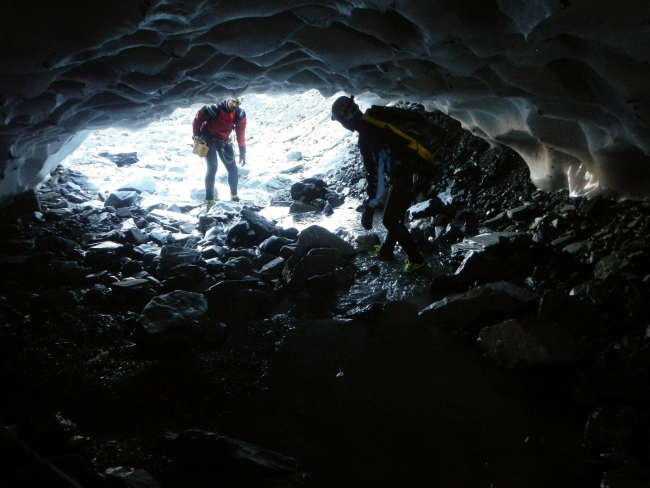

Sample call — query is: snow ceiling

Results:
[1,0,650,203]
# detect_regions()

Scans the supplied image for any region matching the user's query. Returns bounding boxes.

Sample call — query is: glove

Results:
[239,146,246,166]
[361,205,375,230]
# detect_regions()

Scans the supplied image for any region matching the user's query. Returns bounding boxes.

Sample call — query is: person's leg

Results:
[204,144,218,201]
[379,230,397,257]
[382,178,424,264]
[216,141,239,198]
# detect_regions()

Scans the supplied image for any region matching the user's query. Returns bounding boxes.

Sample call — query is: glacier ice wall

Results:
[1,0,649,202]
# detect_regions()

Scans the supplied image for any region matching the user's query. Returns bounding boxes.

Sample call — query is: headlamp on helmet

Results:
[225,97,243,113]
[331,95,359,121]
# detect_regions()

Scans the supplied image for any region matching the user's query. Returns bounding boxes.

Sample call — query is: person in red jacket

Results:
[192,97,247,207]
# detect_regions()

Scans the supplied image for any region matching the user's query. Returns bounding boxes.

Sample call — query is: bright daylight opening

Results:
[59,90,370,235]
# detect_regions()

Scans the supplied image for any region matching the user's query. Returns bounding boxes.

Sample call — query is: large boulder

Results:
[296,225,356,258]
[135,290,209,353]
[478,319,584,368]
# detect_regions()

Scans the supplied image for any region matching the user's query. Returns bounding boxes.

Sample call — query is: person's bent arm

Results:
[192,110,208,138]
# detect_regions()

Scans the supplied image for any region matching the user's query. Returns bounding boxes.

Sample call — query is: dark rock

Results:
[225,248,258,261]
[474,233,529,257]
[110,278,153,294]
[290,178,328,203]
[408,197,446,220]
[0,190,41,220]
[483,211,508,229]
[104,191,141,208]
[594,252,630,281]
[252,253,277,270]
[296,225,356,258]
[601,466,650,488]
[563,239,593,255]
[304,271,338,295]
[48,453,103,488]
[81,284,114,307]
[506,204,535,220]
[538,291,605,338]
[226,221,257,247]
[259,257,285,281]
[116,207,132,218]
[589,340,650,402]
[204,279,272,321]
[289,201,319,214]
[282,247,344,291]
[419,286,517,328]
[163,430,307,484]
[40,287,80,308]
[333,264,356,289]
[98,151,139,167]
[579,195,608,218]
[204,225,226,244]
[326,193,344,208]
[478,318,583,368]
[259,236,295,256]
[454,250,517,283]
[279,244,302,260]
[568,279,610,306]
[223,256,255,280]
[162,264,207,292]
[230,289,277,320]
[157,246,201,277]
[240,209,278,239]
[50,261,92,286]
[149,228,172,246]
[429,274,472,301]
[105,466,159,487]
[550,230,577,248]
[584,405,647,466]
[0,425,86,488]
[135,290,208,353]
[203,258,224,275]
[124,228,149,245]
[35,236,81,255]
[199,245,223,260]
[179,223,196,234]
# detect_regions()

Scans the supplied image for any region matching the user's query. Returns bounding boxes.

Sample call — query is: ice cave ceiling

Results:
[1,0,650,203]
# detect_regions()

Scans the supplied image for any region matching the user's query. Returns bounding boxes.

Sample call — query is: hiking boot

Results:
[206,199,216,209]
[403,258,426,273]
[230,195,240,202]
[369,245,394,261]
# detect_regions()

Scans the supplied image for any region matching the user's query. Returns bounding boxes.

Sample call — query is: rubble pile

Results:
[0,105,649,486]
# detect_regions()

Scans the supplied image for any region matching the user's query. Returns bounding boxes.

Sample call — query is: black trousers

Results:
[380,178,423,263]
[204,137,238,199]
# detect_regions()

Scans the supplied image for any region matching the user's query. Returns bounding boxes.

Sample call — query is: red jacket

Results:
[192,100,246,147]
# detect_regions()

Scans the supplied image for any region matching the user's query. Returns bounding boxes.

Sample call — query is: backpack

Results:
[362,106,448,162]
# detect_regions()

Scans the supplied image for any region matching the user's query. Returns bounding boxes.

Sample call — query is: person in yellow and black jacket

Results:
[192,97,246,208]
[331,95,446,273]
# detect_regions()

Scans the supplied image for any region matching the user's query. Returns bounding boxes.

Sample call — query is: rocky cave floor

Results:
[1,105,650,488]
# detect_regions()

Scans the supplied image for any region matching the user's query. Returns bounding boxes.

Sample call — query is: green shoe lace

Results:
[403,258,426,273]
[230,195,240,202]
[369,244,394,261]
[206,199,216,209]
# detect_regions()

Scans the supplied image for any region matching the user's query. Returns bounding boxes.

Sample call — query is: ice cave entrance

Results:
[60,90,367,235]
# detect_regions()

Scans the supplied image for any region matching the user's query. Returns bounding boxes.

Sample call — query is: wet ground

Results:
[218,253,600,488]
[0,203,605,488]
